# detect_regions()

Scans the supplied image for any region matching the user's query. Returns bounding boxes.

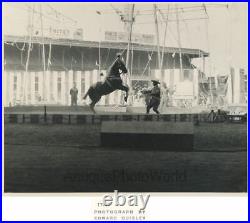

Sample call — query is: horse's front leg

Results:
[83,90,89,100]
[83,86,93,100]
[124,87,129,102]
[118,84,129,103]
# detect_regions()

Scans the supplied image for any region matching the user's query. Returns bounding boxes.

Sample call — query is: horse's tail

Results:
[83,88,90,100]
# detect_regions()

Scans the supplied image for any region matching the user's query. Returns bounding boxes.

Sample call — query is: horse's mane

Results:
[110,57,124,68]
[107,57,126,76]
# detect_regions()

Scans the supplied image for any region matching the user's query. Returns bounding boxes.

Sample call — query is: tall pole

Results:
[123,4,135,106]
[98,13,102,75]
[24,4,35,105]
[203,3,213,105]
[39,4,46,102]
[158,5,170,79]
[40,5,46,73]
[202,53,205,74]
[176,4,183,78]
[125,4,135,69]
[25,5,34,72]
[98,37,101,74]
[125,4,135,88]
[154,4,161,71]
[96,11,103,75]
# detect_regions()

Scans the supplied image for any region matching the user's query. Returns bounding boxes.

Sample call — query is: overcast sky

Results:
[3,2,248,75]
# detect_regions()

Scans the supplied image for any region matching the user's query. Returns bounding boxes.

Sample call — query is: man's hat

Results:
[151,80,160,85]
[116,52,122,58]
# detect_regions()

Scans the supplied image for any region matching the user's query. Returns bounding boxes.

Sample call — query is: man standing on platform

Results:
[70,82,78,106]
[146,80,161,114]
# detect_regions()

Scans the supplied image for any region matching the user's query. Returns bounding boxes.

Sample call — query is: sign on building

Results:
[105,31,154,45]
[117,32,127,42]
[27,25,83,40]
[105,31,117,41]
[142,34,154,44]
[48,27,70,39]
[73,28,83,40]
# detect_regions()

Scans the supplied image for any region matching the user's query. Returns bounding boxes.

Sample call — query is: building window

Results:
[58,76,62,99]
[34,75,42,102]
[181,69,193,82]
[81,76,85,96]
[13,75,17,91]
[35,76,39,92]
[244,75,247,92]
[183,70,190,81]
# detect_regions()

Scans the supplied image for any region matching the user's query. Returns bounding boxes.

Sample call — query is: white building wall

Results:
[164,69,170,87]
[64,71,69,105]
[173,69,180,86]
[21,72,25,104]
[22,71,28,105]
[52,71,58,104]
[49,70,54,103]
[227,73,233,104]
[68,70,74,105]
[92,70,98,84]
[4,71,10,106]
[38,71,43,103]
[5,68,207,106]
[9,71,14,106]
[154,69,161,81]
[75,71,81,103]
[151,69,196,101]
[233,68,241,104]
[44,71,50,104]
[61,71,66,105]
[84,70,91,104]
[16,71,21,104]
[193,69,199,105]
[30,72,36,105]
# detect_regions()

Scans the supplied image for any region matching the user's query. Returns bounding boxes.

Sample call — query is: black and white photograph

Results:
[3,1,247,197]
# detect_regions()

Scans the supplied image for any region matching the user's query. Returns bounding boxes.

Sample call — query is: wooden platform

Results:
[4,105,127,114]
[101,121,194,151]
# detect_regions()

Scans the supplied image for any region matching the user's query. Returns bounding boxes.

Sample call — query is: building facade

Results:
[4,35,208,107]
[3,68,202,107]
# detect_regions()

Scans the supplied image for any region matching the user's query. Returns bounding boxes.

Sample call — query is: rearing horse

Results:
[83,54,129,113]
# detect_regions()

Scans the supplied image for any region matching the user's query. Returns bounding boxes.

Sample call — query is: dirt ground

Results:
[4,123,247,192]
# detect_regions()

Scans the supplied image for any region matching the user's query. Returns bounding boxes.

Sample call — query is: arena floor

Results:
[4,122,247,192]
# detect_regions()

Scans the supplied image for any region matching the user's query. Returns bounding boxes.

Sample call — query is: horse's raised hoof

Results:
[124,96,128,103]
